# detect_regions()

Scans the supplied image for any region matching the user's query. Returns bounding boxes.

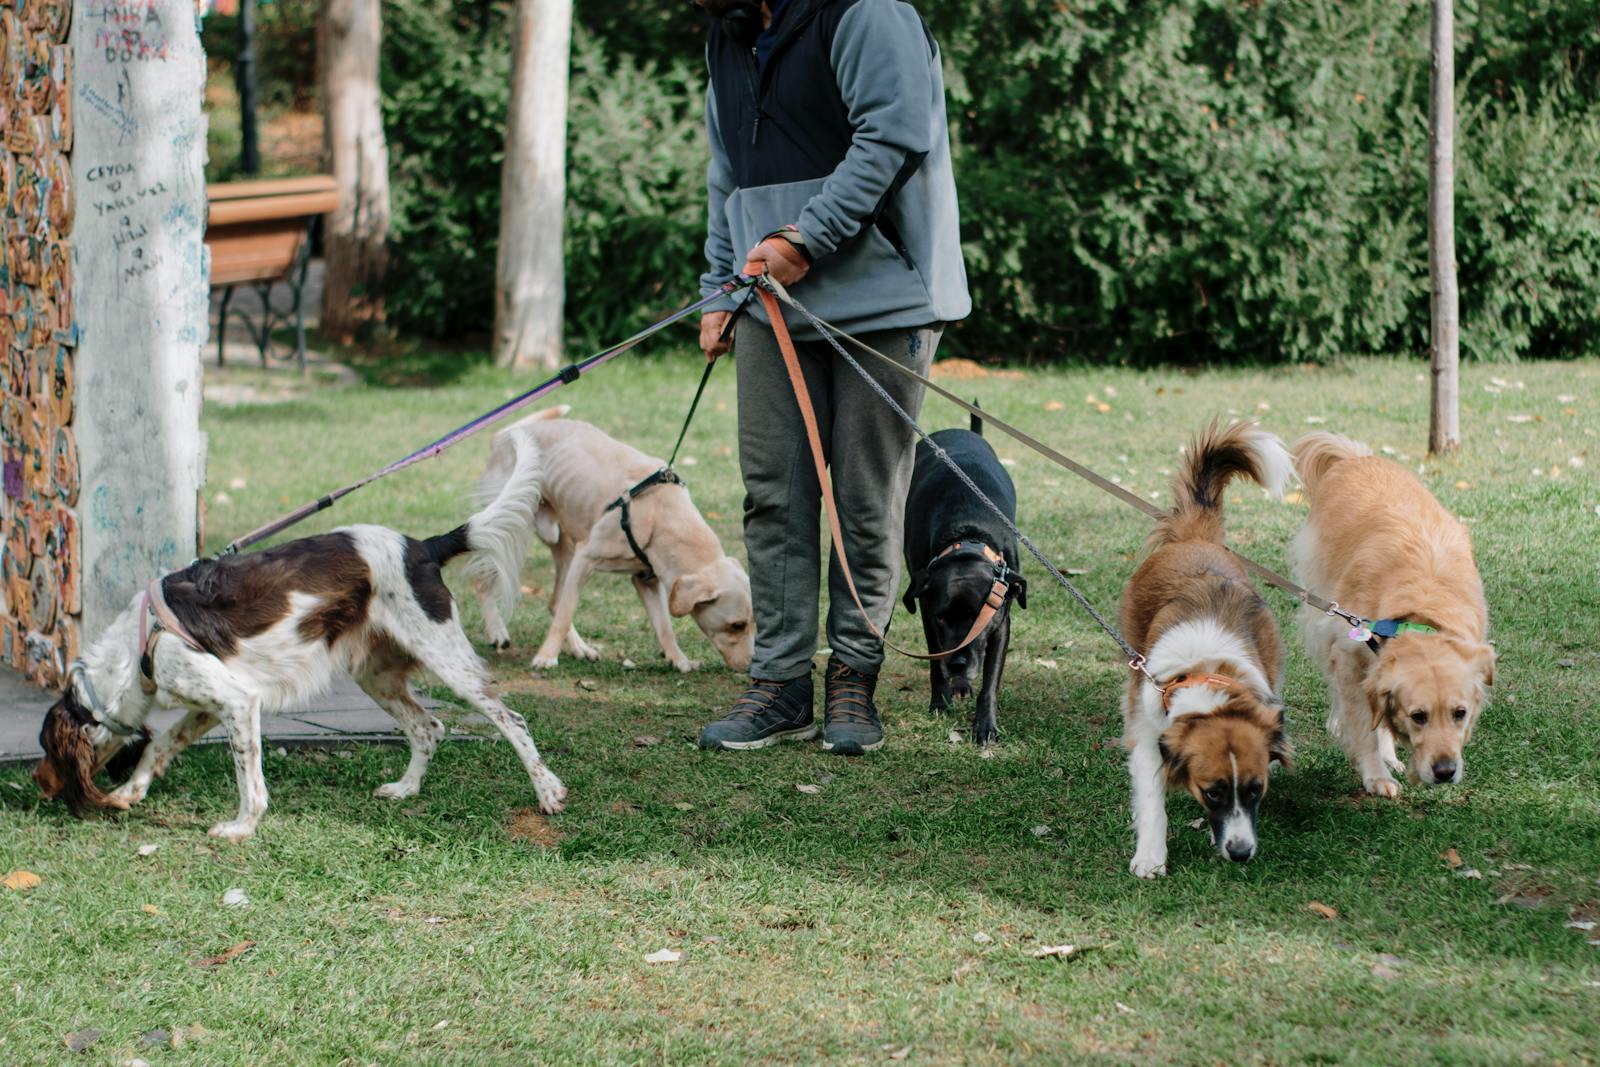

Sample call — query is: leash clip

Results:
[1128,653,1149,678]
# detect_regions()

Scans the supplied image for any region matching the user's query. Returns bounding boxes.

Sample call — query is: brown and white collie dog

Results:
[34,433,566,841]
[1291,432,1494,798]
[1119,421,1294,878]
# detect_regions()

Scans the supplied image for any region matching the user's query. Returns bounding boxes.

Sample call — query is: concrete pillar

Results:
[70,0,208,638]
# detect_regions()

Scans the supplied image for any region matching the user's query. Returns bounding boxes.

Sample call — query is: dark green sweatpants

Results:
[734,316,939,680]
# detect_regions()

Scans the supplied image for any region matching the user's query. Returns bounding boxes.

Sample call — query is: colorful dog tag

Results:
[1348,625,1372,643]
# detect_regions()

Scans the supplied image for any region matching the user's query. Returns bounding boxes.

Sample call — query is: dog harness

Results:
[1158,671,1239,714]
[604,467,686,584]
[918,540,1015,659]
[135,577,207,694]
[1351,618,1437,654]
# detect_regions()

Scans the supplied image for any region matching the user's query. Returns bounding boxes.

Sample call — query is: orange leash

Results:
[749,275,1007,662]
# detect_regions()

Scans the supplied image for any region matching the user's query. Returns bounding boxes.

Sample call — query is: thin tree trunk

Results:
[494,0,572,371]
[1427,0,1460,455]
[319,0,391,343]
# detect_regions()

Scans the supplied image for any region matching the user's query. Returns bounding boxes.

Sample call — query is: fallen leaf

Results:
[1034,657,1060,669]
[422,916,448,925]
[128,1058,151,1067]
[1283,491,1305,505]
[137,843,159,858]
[622,659,637,669]
[1558,393,1577,403]
[887,1046,912,1061]
[701,934,724,944]
[1556,659,1576,669]
[705,511,722,521]
[1115,1001,1135,1015]
[1458,867,1484,879]
[578,679,599,692]
[673,802,695,811]
[1044,400,1065,411]
[979,748,995,760]
[644,948,683,964]
[1564,921,1597,931]
[1442,848,1463,869]
[2,869,42,891]
[633,735,662,747]
[947,730,963,745]
[972,932,994,944]
[794,784,821,795]
[1454,481,1471,490]
[192,940,255,968]
[140,1030,169,1048]
[1188,818,1207,831]
[1031,944,1079,959]
[63,1029,102,1053]
[1306,901,1339,921]
[432,1020,450,1031]
[1371,962,1401,981]
[1030,825,1052,837]
[222,888,250,907]
[141,904,160,916]
[1304,416,1327,424]
[1506,414,1533,423]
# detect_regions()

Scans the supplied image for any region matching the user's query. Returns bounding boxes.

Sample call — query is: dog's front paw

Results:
[669,655,701,674]
[1130,852,1169,879]
[491,638,513,653]
[1363,774,1402,799]
[565,635,602,661]
[106,783,146,809]
[535,776,567,815]
[529,653,560,670]
[971,720,1000,746]
[374,780,419,800]
[208,819,258,843]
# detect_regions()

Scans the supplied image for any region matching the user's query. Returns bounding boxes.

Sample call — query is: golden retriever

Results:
[1291,432,1494,797]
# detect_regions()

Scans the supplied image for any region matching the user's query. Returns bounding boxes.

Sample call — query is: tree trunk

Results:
[319,0,391,344]
[1427,0,1460,455]
[494,0,572,371]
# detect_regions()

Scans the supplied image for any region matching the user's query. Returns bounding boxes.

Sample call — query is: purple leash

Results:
[221,276,755,555]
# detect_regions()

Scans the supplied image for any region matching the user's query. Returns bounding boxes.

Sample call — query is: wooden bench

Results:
[205,175,340,371]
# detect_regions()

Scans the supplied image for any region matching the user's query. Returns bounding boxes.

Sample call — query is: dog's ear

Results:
[1267,706,1295,770]
[1476,642,1496,689]
[1157,720,1192,789]
[668,569,720,617]
[902,570,927,615]
[1363,669,1397,733]
[1009,573,1027,610]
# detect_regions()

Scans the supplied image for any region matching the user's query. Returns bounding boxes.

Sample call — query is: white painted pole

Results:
[1427,0,1460,455]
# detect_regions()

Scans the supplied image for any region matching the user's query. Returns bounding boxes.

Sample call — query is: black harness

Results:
[605,468,685,584]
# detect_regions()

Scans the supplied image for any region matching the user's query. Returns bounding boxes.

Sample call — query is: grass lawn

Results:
[4,344,1597,1064]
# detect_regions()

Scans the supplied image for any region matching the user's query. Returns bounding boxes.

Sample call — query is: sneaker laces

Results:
[727,679,787,721]
[826,661,876,725]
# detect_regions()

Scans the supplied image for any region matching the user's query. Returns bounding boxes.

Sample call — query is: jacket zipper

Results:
[745,46,761,145]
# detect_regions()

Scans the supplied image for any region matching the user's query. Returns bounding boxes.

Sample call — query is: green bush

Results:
[381,0,1600,363]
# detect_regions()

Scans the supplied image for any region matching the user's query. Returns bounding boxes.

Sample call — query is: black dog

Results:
[901,412,1026,743]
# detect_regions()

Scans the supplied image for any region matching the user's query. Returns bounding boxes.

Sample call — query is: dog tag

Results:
[1348,626,1372,643]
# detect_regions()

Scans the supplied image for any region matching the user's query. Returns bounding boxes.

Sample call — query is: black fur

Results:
[901,421,1026,744]
[405,524,470,623]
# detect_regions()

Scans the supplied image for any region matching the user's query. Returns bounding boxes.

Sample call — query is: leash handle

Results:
[753,279,1003,662]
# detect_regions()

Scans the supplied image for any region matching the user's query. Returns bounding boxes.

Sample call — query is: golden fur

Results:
[1290,431,1494,795]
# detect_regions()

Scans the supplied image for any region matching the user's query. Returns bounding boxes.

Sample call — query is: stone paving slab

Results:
[0,667,419,767]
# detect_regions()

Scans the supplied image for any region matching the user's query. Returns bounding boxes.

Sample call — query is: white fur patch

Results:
[1246,429,1293,500]
[1164,685,1231,719]
[1144,617,1272,701]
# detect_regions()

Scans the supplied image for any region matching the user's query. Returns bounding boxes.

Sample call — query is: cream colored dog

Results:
[468,407,755,673]
[1291,432,1494,797]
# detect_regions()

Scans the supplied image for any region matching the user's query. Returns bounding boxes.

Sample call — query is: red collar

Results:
[1159,672,1238,713]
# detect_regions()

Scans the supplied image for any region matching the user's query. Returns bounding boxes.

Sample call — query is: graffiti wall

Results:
[1,0,80,686]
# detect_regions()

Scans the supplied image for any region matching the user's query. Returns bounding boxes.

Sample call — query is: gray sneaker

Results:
[821,657,883,755]
[698,674,817,751]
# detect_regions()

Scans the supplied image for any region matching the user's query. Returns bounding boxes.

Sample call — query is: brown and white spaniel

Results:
[34,433,565,840]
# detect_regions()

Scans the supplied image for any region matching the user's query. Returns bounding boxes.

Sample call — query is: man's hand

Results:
[700,311,734,363]
[743,227,811,287]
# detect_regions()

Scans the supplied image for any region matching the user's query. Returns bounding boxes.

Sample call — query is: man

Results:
[693,0,970,755]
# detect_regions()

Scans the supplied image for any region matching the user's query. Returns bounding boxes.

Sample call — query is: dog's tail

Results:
[422,429,544,620]
[1291,431,1371,498]
[1148,420,1291,550]
[970,398,983,436]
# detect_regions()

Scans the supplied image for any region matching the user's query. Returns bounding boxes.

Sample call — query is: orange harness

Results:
[1158,672,1238,713]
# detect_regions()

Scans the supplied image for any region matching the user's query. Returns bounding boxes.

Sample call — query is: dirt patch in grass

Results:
[506,808,563,848]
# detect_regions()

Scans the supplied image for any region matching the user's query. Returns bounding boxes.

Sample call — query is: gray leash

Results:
[759,277,1372,640]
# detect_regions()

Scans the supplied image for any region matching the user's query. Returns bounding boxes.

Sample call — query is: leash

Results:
[752,276,1027,664]
[758,277,1378,645]
[220,277,757,556]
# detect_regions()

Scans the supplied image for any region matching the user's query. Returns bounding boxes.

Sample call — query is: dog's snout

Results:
[1224,839,1255,863]
[1430,758,1459,784]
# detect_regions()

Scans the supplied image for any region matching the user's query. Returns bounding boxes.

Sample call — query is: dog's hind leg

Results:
[209,695,269,842]
[412,624,566,814]
[355,644,444,800]
[475,569,514,651]
[972,613,1009,745]
[108,706,220,808]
